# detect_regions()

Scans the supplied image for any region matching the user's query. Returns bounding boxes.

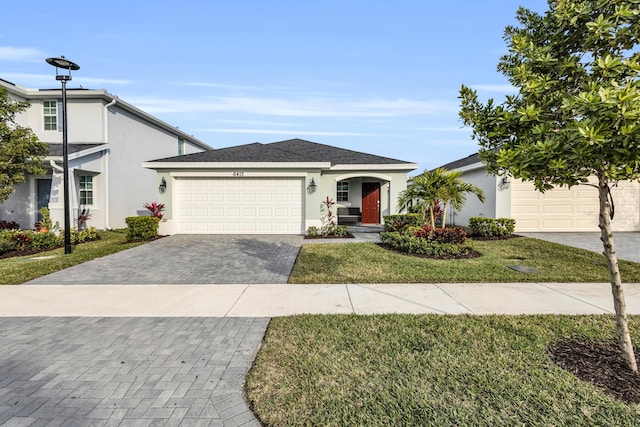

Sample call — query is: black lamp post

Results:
[46,56,80,254]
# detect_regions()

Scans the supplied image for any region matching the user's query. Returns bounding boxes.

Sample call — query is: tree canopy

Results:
[459,0,640,372]
[460,0,640,191]
[0,87,48,203]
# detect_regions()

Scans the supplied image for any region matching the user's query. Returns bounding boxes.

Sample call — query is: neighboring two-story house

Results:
[0,79,210,230]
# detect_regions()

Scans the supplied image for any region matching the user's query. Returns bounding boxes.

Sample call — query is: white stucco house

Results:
[0,78,210,230]
[440,153,640,232]
[143,139,418,235]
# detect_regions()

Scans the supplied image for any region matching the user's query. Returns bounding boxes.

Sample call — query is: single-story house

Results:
[0,78,210,230]
[143,138,418,235]
[440,153,640,232]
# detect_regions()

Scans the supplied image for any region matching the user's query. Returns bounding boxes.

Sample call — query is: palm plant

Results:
[398,168,485,228]
[439,170,485,228]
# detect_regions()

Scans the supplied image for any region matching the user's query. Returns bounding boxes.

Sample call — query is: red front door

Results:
[361,183,380,224]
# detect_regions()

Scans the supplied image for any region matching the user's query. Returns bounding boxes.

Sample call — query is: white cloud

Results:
[0,46,44,62]
[197,128,378,137]
[129,95,457,118]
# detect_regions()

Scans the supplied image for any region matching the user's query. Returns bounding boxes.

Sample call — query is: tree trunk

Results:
[442,203,448,229]
[598,178,638,373]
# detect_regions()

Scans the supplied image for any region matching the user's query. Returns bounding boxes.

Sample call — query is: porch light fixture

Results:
[498,175,510,191]
[307,178,317,194]
[159,177,167,194]
[46,55,80,255]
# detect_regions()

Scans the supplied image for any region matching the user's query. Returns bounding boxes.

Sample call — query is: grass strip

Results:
[289,238,640,283]
[0,229,145,284]
[246,314,640,426]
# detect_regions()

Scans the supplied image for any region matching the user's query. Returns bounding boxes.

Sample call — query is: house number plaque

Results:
[233,171,244,177]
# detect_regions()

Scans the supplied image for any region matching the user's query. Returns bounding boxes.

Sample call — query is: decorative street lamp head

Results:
[46,56,80,81]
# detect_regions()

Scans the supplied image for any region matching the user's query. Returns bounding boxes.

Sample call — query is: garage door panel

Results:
[176,178,304,234]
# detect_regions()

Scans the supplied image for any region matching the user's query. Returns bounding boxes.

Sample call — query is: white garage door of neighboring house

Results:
[511,178,640,232]
[176,178,304,234]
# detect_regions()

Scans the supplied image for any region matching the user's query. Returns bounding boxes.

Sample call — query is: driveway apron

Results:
[26,235,304,285]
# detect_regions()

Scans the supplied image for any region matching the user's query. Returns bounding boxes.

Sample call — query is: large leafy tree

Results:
[459,1,640,371]
[0,87,48,202]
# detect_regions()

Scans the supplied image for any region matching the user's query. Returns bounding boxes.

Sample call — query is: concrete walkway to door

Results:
[26,235,304,285]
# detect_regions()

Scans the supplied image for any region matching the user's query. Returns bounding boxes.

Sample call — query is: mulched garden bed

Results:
[377,243,481,260]
[0,248,50,260]
[549,337,640,404]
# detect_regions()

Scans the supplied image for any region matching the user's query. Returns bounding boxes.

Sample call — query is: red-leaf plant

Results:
[143,202,165,220]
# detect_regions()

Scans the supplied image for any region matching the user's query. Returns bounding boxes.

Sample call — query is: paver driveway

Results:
[26,235,304,285]
[0,317,267,426]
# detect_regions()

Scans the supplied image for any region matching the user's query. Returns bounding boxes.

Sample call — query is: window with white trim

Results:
[43,100,57,130]
[178,138,185,155]
[337,180,349,202]
[79,176,94,205]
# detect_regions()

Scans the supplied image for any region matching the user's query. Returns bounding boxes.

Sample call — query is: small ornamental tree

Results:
[459,1,640,371]
[0,87,48,202]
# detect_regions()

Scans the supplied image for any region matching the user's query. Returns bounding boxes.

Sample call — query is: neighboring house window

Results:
[178,138,185,155]
[43,100,57,130]
[79,176,94,205]
[337,181,349,202]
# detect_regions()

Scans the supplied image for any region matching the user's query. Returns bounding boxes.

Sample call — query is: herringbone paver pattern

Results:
[26,235,303,285]
[0,317,268,426]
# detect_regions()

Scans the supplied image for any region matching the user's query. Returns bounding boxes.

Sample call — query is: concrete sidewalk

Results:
[2,282,640,317]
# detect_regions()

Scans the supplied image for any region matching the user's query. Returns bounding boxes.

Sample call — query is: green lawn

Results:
[0,229,145,284]
[289,237,640,283]
[246,314,640,426]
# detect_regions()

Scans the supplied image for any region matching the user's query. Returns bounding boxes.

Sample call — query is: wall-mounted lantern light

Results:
[498,175,510,191]
[159,177,167,194]
[307,178,317,194]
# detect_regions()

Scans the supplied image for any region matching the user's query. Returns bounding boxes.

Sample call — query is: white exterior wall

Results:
[453,167,496,227]
[0,81,209,231]
[106,106,202,228]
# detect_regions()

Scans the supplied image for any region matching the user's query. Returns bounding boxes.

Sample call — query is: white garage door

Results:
[176,178,304,234]
[511,178,640,232]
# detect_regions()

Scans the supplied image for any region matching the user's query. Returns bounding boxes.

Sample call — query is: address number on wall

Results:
[233,171,244,177]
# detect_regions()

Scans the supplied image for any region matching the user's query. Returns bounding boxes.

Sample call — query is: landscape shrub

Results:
[10,231,33,251]
[0,220,19,230]
[321,225,349,237]
[382,214,422,232]
[413,225,467,244]
[125,216,160,241]
[71,227,100,244]
[469,217,516,237]
[0,240,17,255]
[380,231,474,257]
[306,226,319,237]
[30,232,62,250]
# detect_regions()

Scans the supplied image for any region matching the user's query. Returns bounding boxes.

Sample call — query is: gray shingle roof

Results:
[149,138,413,166]
[438,152,481,170]
[47,143,106,156]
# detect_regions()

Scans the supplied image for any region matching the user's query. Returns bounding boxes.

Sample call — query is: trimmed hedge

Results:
[382,214,423,232]
[380,231,474,257]
[0,227,100,255]
[469,217,516,237]
[413,226,467,244]
[125,216,160,241]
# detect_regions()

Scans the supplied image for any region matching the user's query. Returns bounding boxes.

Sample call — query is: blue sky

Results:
[1,0,548,173]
